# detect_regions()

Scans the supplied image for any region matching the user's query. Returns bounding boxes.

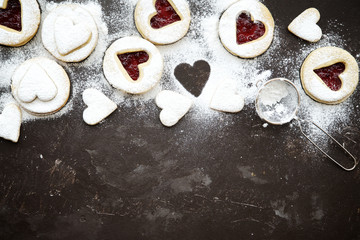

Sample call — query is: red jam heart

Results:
[118,51,150,81]
[150,0,181,29]
[314,62,345,91]
[236,12,265,44]
[0,0,22,32]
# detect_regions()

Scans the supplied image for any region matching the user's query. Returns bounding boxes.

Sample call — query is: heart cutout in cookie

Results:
[288,8,322,42]
[236,12,265,44]
[83,89,117,125]
[54,17,92,56]
[0,0,22,31]
[210,81,245,113]
[174,60,211,97]
[17,63,58,103]
[0,104,22,143]
[314,62,345,91]
[150,0,181,29]
[117,51,150,81]
[156,90,192,127]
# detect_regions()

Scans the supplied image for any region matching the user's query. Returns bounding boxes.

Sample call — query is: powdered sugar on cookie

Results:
[42,4,98,62]
[288,8,322,43]
[156,90,192,127]
[135,0,191,45]
[83,88,117,125]
[210,80,245,113]
[0,0,40,46]
[11,57,70,115]
[0,103,22,142]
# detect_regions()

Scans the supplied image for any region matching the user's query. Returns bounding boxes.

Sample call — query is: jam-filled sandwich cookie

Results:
[301,47,359,104]
[42,4,98,62]
[219,0,275,58]
[11,57,71,115]
[135,0,191,45]
[103,36,163,94]
[0,0,40,47]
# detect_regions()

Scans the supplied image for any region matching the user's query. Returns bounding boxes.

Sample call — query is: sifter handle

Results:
[295,117,358,171]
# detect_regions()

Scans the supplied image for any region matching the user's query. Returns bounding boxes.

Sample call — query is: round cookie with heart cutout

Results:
[0,0,40,47]
[301,46,359,104]
[11,57,71,115]
[103,36,163,94]
[42,4,98,62]
[135,0,191,45]
[219,0,275,58]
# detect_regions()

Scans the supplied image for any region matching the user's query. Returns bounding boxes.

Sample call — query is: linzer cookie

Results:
[0,0,40,47]
[103,36,163,94]
[11,57,71,115]
[219,0,275,58]
[42,4,99,62]
[301,47,359,104]
[135,0,191,45]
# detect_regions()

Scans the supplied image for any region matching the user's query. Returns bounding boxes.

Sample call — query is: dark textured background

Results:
[1,0,360,239]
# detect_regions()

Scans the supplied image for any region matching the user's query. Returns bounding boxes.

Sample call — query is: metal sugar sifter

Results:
[255,78,358,171]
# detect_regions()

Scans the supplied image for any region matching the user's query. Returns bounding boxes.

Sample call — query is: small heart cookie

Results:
[103,36,163,94]
[155,90,192,127]
[17,63,58,103]
[210,81,244,113]
[54,17,92,56]
[0,0,40,46]
[135,0,191,45]
[82,89,117,126]
[288,8,322,43]
[0,104,22,143]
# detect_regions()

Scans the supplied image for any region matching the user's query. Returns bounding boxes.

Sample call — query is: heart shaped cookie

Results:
[155,90,192,127]
[210,81,245,113]
[135,0,191,45]
[103,36,163,94]
[219,0,275,58]
[42,4,98,62]
[12,57,71,115]
[54,17,92,56]
[17,63,58,103]
[301,47,359,104]
[288,8,322,43]
[0,104,22,143]
[83,89,117,125]
[0,0,40,46]
[174,60,211,97]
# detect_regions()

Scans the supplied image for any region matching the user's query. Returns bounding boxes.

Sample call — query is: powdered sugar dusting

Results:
[0,0,357,145]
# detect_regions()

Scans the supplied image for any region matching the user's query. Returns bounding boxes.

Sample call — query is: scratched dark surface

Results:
[1,0,360,240]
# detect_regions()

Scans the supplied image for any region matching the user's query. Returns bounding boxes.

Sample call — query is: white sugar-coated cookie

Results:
[155,90,192,127]
[288,8,322,43]
[42,4,98,62]
[301,47,359,104]
[0,104,22,143]
[135,0,191,45]
[103,36,163,94]
[219,0,275,58]
[0,0,40,47]
[210,81,244,113]
[83,88,117,126]
[11,57,71,115]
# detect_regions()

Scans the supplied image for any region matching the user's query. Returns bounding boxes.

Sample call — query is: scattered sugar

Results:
[0,0,357,144]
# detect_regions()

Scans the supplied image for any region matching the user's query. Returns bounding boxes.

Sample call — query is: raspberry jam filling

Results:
[314,62,345,91]
[118,51,150,81]
[236,12,265,45]
[0,0,22,32]
[150,0,181,29]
